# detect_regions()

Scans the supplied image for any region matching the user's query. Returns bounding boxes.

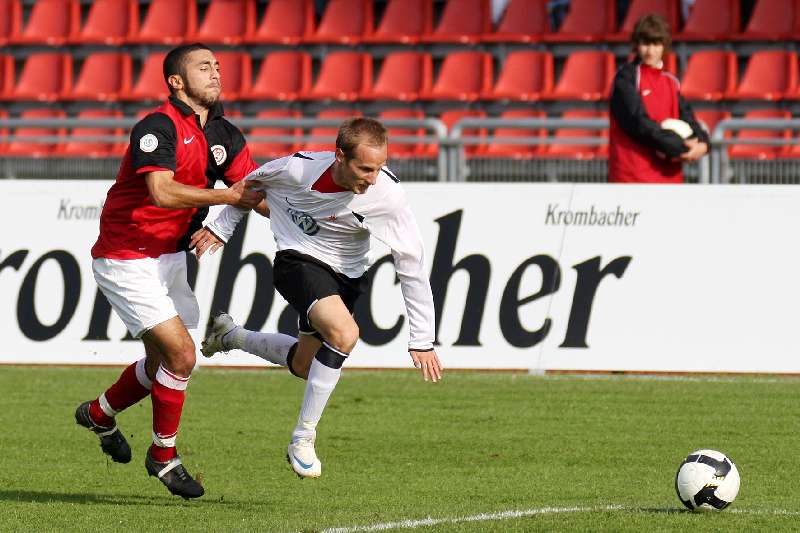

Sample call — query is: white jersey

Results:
[206,151,435,351]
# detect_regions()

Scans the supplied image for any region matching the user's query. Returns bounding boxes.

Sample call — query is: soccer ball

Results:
[660,118,694,139]
[675,449,740,511]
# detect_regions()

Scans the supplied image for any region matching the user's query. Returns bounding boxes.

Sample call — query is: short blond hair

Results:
[335,117,388,159]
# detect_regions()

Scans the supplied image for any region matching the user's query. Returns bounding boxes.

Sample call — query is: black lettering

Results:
[499,255,560,348]
[561,256,632,348]
[17,251,81,341]
[277,304,299,337]
[206,216,274,336]
[354,254,404,345]
[430,210,490,346]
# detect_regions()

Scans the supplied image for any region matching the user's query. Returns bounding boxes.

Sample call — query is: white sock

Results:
[224,327,296,366]
[292,358,341,442]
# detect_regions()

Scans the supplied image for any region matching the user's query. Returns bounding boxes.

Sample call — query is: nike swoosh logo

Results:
[642,89,651,96]
[291,453,314,470]
[183,136,195,144]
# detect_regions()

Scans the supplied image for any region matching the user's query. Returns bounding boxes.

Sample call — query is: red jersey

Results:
[609,61,708,183]
[92,97,257,259]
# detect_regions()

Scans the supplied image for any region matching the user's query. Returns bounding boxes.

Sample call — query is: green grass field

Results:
[1,366,799,532]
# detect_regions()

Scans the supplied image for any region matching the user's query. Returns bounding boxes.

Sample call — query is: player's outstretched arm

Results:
[190,228,224,258]
[410,349,442,383]
[146,171,264,209]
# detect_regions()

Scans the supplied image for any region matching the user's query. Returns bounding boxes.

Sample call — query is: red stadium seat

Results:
[423,51,493,101]
[307,52,372,101]
[247,109,301,159]
[0,54,12,99]
[68,52,132,101]
[482,0,549,43]
[365,0,432,44]
[675,0,739,41]
[548,51,615,101]
[480,109,546,158]
[679,50,737,101]
[693,109,731,137]
[244,0,313,44]
[242,51,311,101]
[608,0,679,41]
[733,0,797,41]
[131,0,196,44]
[306,0,372,44]
[8,0,78,45]
[543,0,616,42]
[485,50,553,101]
[543,110,609,159]
[73,0,138,45]
[306,109,363,152]
[0,0,19,47]
[58,109,124,158]
[729,50,798,100]
[122,52,168,101]
[440,109,487,156]
[0,109,7,154]
[729,109,792,159]
[214,51,252,101]
[422,0,492,44]
[379,108,428,157]
[193,0,255,45]
[366,52,433,101]
[5,108,66,157]
[10,53,72,102]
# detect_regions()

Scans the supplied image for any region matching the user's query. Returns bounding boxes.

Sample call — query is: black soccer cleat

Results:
[74,401,132,464]
[145,452,205,500]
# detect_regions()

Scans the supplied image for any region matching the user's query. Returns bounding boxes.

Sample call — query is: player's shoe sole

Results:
[287,440,322,479]
[201,311,238,358]
[145,452,204,499]
[74,401,132,464]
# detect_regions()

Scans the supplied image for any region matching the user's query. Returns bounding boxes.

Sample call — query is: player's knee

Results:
[325,322,359,353]
[165,340,196,376]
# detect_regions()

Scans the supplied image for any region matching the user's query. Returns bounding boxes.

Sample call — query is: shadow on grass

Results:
[0,489,238,507]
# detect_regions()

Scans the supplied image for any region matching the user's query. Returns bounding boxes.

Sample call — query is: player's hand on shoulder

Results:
[410,349,442,383]
[190,227,224,258]
[227,179,265,209]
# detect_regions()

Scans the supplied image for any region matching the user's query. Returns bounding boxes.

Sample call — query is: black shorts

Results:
[273,250,367,336]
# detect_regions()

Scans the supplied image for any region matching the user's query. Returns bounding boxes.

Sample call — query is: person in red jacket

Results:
[609,14,708,183]
[74,43,265,499]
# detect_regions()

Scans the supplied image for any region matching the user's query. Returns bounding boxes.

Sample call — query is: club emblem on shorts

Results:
[139,133,158,153]
[288,208,319,235]
[211,144,227,166]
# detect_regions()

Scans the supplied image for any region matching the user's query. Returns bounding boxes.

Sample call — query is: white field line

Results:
[319,505,623,533]
[315,505,800,533]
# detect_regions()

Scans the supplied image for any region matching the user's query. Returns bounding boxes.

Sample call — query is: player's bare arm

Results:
[410,349,443,383]
[146,171,264,209]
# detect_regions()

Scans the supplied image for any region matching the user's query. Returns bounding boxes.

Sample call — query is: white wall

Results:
[1,181,797,373]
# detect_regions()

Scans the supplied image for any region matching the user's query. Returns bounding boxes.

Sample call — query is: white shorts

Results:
[92,251,199,338]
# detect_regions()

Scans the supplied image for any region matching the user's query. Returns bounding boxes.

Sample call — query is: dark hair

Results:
[631,14,671,54]
[335,117,388,159]
[163,43,212,94]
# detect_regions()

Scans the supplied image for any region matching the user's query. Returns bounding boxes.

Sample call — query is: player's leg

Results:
[201,312,298,366]
[288,295,358,478]
[142,317,204,499]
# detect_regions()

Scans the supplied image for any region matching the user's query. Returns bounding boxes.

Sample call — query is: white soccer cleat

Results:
[287,438,322,478]
[201,312,238,358]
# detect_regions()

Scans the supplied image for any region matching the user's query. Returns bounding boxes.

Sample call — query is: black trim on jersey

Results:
[352,211,365,223]
[293,152,314,160]
[409,347,434,352]
[381,167,399,182]
[130,112,177,172]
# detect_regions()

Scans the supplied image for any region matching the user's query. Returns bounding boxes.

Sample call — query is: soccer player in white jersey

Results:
[190,118,442,478]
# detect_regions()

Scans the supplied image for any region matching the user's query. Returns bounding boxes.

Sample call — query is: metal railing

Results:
[2,116,799,183]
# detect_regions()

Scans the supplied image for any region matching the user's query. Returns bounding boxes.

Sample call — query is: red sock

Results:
[150,364,189,462]
[89,358,152,427]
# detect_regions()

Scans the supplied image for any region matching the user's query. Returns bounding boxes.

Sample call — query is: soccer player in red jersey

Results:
[74,43,264,499]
